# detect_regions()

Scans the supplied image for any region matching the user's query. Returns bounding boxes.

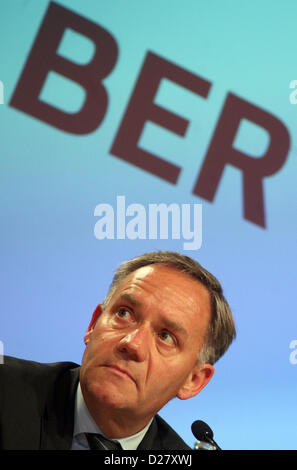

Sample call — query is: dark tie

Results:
[85,433,122,450]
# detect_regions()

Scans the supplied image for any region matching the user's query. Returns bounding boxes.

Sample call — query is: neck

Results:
[82,394,154,439]
[98,411,153,439]
[94,407,152,439]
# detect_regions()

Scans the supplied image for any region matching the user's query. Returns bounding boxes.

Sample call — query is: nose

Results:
[117,326,149,362]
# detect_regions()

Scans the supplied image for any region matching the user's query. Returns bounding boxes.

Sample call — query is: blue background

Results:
[1,0,296,450]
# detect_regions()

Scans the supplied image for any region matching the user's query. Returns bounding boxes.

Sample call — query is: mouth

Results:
[104,365,136,384]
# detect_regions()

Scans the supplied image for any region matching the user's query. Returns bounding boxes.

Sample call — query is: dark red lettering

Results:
[193,93,290,227]
[10,1,118,134]
[110,51,211,184]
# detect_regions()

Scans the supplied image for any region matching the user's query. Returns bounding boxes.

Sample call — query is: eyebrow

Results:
[118,292,141,307]
[115,292,188,339]
[160,317,188,339]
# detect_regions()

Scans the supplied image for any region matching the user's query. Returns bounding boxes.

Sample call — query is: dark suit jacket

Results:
[0,356,191,450]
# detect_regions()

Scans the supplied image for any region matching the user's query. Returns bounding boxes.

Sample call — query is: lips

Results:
[104,364,136,384]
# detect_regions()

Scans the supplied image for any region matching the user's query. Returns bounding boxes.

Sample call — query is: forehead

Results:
[110,264,211,326]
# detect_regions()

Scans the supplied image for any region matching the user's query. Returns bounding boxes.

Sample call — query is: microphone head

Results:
[191,420,214,441]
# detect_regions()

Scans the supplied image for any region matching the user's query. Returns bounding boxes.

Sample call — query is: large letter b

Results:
[10,1,118,134]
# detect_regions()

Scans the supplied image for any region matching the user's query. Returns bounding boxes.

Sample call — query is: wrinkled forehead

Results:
[115,264,188,293]
[110,264,211,319]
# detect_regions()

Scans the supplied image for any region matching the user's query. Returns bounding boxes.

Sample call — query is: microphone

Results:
[191,420,222,450]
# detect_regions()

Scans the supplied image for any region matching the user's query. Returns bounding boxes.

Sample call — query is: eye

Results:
[159,329,176,346]
[116,308,132,320]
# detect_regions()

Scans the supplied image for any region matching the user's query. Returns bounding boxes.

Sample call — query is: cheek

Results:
[147,357,176,388]
[150,358,193,391]
[83,328,121,362]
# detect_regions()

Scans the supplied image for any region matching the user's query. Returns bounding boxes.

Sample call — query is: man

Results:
[0,251,236,450]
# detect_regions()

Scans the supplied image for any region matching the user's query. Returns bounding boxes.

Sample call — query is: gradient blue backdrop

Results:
[1,0,296,450]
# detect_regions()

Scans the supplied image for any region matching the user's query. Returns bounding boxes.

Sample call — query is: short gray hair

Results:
[102,251,236,365]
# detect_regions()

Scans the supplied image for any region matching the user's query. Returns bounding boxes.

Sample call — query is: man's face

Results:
[80,264,214,425]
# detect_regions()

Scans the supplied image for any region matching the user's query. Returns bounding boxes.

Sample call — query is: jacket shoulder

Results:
[0,356,80,450]
[1,354,79,373]
[0,355,79,412]
[0,355,79,387]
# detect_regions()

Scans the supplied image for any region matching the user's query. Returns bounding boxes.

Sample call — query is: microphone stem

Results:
[207,437,222,450]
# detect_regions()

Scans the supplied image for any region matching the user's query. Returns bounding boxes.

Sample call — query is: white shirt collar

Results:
[73,382,152,450]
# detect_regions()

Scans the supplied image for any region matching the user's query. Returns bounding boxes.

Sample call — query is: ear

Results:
[176,363,215,400]
[83,303,102,345]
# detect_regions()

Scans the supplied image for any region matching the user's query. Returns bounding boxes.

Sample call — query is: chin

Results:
[85,378,133,410]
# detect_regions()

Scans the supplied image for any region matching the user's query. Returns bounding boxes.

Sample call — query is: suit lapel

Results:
[137,414,191,450]
[137,418,160,450]
[40,367,80,450]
